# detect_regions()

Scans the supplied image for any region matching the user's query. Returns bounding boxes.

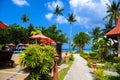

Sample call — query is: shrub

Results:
[69,52,74,61]
[94,68,104,80]
[89,52,97,57]
[19,44,56,80]
[104,62,112,71]
[87,61,92,68]
[114,57,120,63]
[115,62,120,74]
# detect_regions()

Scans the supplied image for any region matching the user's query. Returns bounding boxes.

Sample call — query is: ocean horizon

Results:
[62,49,91,53]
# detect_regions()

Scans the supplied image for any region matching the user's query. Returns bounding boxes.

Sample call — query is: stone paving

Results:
[64,54,94,80]
[0,54,29,80]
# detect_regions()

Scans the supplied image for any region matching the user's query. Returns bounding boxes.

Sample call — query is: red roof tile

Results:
[0,21,9,30]
[106,16,120,36]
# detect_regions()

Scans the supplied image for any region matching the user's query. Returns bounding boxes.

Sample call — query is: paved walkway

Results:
[0,54,29,80]
[64,54,94,80]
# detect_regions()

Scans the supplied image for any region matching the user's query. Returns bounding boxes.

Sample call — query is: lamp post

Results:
[92,61,97,74]
[53,54,59,80]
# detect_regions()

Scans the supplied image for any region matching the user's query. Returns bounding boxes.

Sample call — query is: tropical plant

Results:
[19,44,56,80]
[67,13,77,51]
[114,57,120,63]
[31,28,42,35]
[41,25,68,43]
[69,52,74,61]
[102,22,113,34]
[94,68,104,80]
[90,26,102,41]
[54,5,64,28]
[115,62,120,74]
[21,14,30,27]
[0,23,29,44]
[103,0,120,27]
[93,37,114,61]
[73,32,90,54]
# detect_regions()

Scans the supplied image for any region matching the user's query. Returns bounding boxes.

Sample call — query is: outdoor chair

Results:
[0,50,14,67]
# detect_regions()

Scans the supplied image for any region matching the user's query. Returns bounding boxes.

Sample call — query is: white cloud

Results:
[69,0,110,29]
[12,0,30,6]
[46,0,64,11]
[57,15,67,24]
[45,13,53,20]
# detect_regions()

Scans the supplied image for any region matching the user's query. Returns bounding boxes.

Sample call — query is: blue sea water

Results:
[62,49,91,53]
[13,51,21,54]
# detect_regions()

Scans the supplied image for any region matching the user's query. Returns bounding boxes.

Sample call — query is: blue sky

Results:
[0,0,112,49]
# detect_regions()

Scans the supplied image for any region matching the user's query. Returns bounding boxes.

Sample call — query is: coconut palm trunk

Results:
[67,13,77,52]
[69,23,72,52]
[56,15,58,29]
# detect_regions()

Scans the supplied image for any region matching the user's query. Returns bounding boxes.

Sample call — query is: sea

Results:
[62,49,91,53]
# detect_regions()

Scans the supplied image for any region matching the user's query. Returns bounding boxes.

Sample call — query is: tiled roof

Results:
[0,21,9,30]
[106,16,120,36]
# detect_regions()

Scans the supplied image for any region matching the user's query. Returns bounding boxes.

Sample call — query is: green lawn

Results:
[58,60,73,80]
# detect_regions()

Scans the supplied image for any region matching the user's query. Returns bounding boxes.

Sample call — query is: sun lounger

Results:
[0,50,14,67]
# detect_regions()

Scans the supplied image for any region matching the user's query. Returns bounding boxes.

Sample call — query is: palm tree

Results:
[102,22,113,34]
[103,0,120,27]
[67,13,77,52]
[91,26,102,41]
[54,5,64,28]
[73,32,90,54]
[21,14,30,27]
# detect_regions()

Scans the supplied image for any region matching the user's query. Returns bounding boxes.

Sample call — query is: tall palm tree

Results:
[54,5,64,28]
[67,13,77,51]
[21,14,30,27]
[73,32,90,53]
[103,0,120,27]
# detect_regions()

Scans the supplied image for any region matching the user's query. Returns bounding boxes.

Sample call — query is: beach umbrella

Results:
[30,34,49,44]
[40,38,56,44]
[30,34,48,39]
[8,43,16,47]
[0,21,9,30]
[18,43,25,51]
[18,43,24,46]
[24,43,30,47]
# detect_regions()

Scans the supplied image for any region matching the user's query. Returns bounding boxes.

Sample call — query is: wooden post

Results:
[56,42,62,65]
[53,54,59,80]
[118,36,120,57]
[53,61,58,80]
[92,61,97,74]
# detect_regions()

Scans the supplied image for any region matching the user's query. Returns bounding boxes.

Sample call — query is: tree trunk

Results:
[118,36,120,57]
[79,46,83,54]
[56,15,58,29]
[69,23,72,52]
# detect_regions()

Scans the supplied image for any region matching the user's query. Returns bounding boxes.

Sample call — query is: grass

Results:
[58,60,73,80]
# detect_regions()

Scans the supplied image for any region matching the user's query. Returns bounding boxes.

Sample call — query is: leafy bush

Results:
[94,68,104,80]
[114,57,120,63]
[19,44,56,80]
[100,75,120,80]
[69,52,74,61]
[115,62,120,74]
[87,61,92,68]
[104,62,112,71]
[89,52,97,57]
